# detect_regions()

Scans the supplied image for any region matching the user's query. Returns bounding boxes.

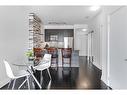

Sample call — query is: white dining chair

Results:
[33,54,52,89]
[3,59,42,89]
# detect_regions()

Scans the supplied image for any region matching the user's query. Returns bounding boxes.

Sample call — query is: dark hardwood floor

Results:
[1,56,109,89]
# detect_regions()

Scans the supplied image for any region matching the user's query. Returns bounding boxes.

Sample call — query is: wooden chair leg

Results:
[56,58,58,67]
[62,58,63,67]
[70,57,71,67]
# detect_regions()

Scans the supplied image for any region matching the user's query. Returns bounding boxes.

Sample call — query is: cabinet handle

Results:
[124,59,127,61]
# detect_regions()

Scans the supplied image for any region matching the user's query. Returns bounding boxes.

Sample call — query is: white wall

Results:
[0,6,29,87]
[88,6,121,85]
[88,11,104,69]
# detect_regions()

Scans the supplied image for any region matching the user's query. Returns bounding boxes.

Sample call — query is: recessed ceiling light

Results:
[90,6,100,11]
[82,29,87,31]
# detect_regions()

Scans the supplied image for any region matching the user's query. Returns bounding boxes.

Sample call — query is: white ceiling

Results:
[27,6,101,25]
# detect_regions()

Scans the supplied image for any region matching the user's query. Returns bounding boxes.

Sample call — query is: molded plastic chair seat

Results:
[34,63,50,71]
[13,70,30,79]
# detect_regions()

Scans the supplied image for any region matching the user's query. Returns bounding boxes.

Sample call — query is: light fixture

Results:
[82,29,87,31]
[90,6,100,11]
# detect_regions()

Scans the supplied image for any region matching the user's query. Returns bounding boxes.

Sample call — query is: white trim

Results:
[93,62,102,70]
[107,14,110,86]
[44,24,74,29]
[74,24,88,29]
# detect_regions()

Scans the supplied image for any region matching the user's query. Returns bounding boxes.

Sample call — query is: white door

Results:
[109,7,127,89]
[74,27,88,56]
[79,34,87,56]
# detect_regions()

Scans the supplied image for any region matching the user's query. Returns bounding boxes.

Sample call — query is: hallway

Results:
[48,57,108,89]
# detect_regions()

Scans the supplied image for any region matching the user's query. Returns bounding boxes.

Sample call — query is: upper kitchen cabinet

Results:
[45,29,73,42]
[44,25,74,48]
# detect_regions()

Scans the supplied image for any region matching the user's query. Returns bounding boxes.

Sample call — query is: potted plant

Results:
[26,50,34,61]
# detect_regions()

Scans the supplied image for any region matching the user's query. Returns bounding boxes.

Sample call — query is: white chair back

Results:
[34,54,52,71]
[3,59,15,79]
[43,54,51,61]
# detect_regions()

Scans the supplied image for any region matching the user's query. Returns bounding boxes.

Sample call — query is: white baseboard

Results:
[93,62,102,70]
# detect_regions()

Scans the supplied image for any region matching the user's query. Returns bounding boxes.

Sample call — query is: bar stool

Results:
[47,48,58,67]
[61,48,72,67]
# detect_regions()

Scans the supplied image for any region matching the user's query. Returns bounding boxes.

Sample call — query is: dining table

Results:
[11,57,50,89]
